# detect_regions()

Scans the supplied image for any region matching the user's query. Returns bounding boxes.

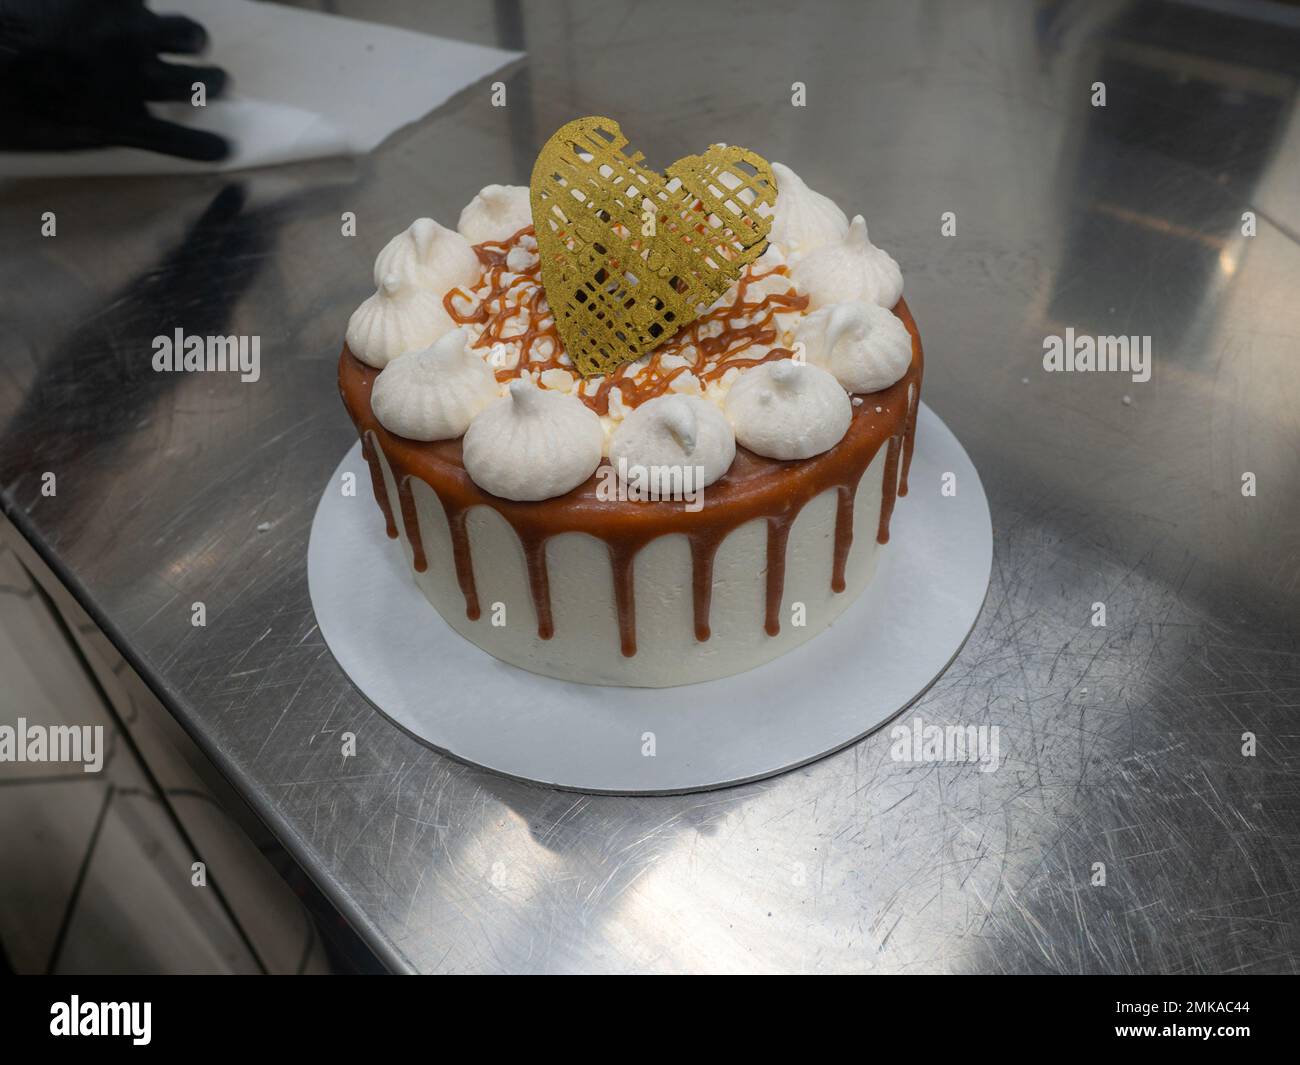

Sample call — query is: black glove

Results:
[0,0,230,160]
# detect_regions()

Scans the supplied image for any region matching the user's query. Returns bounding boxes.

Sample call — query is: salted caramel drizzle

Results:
[609,544,640,658]
[831,483,860,594]
[689,531,724,642]
[340,234,924,658]
[360,433,396,538]
[764,517,793,638]
[521,537,553,639]
[395,479,427,572]
[876,437,902,545]
[443,227,811,417]
[445,507,481,622]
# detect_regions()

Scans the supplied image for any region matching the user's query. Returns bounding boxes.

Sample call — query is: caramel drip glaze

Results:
[339,300,923,657]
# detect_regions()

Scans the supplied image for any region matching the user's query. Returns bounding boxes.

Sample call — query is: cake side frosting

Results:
[338,299,922,656]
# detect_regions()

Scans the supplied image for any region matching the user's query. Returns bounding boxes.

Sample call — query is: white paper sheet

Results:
[0,0,521,177]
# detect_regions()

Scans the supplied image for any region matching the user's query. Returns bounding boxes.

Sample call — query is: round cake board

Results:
[309,403,992,794]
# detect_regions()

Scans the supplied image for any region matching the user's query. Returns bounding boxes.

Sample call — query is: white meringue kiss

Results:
[457,184,533,245]
[769,162,849,259]
[463,380,603,501]
[373,217,481,293]
[724,360,851,460]
[346,274,456,369]
[795,301,912,394]
[609,395,736,490]
[790,214,903,310]
[370,328,498,441]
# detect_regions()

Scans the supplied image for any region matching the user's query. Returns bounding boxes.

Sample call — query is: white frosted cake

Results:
[339,129,921,687]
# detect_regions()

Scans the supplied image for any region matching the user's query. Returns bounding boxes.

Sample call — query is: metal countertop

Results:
[3,0,1299,973]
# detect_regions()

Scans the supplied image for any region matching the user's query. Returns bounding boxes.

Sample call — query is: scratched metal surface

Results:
[2,0,1299,974]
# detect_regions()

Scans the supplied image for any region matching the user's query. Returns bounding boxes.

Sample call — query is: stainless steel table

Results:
[3,0,1298,974]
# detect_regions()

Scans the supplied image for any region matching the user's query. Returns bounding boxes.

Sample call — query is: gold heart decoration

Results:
[530,116,777,378]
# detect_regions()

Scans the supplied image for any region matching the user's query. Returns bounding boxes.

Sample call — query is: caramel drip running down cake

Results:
[340,161,922,687]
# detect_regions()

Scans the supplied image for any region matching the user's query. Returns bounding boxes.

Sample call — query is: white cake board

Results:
[309,403,992,794]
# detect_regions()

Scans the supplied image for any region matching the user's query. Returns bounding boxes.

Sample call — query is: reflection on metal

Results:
[1089,200,1227,250]
[0,524,329,974]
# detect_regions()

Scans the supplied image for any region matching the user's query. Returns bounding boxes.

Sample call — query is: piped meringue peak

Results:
[457,184,533,245]
[462,379,604,501]
[609,395,737,490]
[795,300,912,394]
[371,328,498,441]
[790,214,903,310]
[346,273,453,369]
[769,162,849,259]
[724,360,852,460]
[374,217,481,293]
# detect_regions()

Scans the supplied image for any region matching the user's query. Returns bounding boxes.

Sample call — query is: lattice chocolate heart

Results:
[530,116,777,378]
